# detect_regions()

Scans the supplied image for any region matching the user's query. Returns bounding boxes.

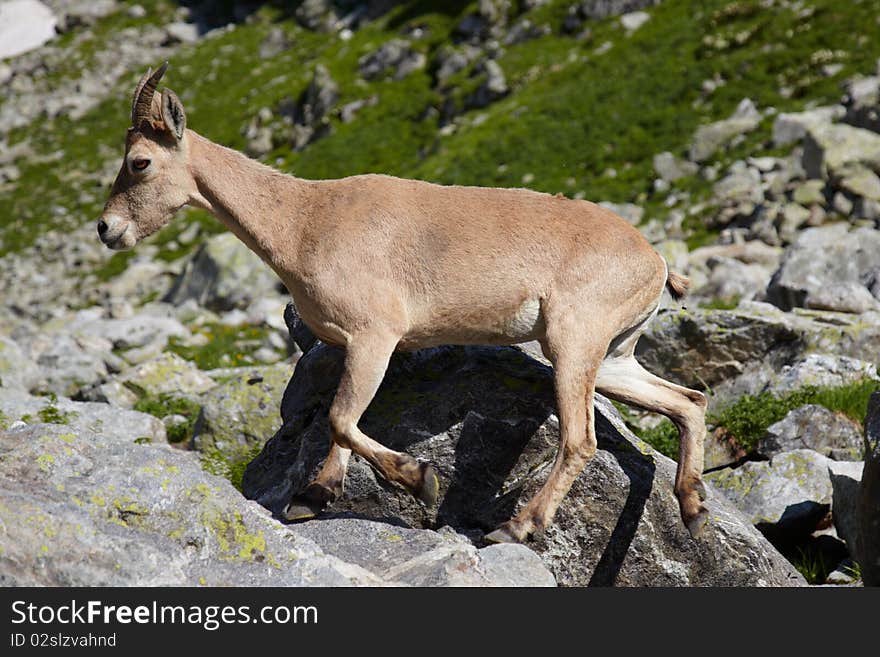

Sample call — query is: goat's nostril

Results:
[97,220,108,236]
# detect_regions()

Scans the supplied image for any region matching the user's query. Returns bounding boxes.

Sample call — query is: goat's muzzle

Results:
[97,214,134,250]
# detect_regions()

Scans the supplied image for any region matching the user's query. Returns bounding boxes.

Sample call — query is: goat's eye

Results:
[132,158,150,171]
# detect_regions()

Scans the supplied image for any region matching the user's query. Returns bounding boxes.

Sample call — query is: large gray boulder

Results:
[705,449,862,545]
[294,518,554,587]
[759,405,864,462]
[637,301,880,403]
[803,122,880,180]
[0,0,56,59]
[0,419,551,587]
[0,335,41,392]
[164,233,282,311]
[766,224,880,314]
[243,337,803,586]
[192,362,296,485]
[772,105,845,147]
[0,388,167,444]
[689,98,761,163]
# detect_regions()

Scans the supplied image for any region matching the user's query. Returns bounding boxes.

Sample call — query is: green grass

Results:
[791,545,834,585]
[132,392,202,444]
[167,323,280,370]
[623,378,880,460]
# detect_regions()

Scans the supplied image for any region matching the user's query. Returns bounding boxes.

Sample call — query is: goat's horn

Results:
[131,61,169,126]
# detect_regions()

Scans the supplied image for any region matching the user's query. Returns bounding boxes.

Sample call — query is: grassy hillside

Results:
[3,0,880,261]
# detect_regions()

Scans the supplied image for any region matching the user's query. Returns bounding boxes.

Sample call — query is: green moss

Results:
[132,393,201,444]
[0,410,9,431]
[699,295,741,311]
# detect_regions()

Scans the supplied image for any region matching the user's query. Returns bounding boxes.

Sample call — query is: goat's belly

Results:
[400,298,545,349]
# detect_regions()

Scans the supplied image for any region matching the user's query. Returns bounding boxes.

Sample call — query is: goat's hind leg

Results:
[284,330,439,521]
[596,355,709,537]
[487,333,604,544]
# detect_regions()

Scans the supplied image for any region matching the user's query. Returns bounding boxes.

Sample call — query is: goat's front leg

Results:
[284,329,439,521]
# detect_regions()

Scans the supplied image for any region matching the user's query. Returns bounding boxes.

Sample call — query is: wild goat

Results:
[98,63,708,543]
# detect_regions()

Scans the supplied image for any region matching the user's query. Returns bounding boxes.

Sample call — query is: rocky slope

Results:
[2,0,880,586]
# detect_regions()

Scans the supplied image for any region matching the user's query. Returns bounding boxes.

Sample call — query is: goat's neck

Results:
[186,129,309,276]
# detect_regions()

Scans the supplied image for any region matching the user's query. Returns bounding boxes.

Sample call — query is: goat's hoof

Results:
[283,499,322,522]
[415,463,440,507]
[684,505,710,539]
[484,524,522,545]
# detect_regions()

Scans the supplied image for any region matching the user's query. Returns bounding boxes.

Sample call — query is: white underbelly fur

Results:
[501,298,544,341]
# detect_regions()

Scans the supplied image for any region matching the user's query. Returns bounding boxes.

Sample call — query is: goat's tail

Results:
[665,269,690,301]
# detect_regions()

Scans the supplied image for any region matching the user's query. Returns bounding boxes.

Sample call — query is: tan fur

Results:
[98,67,710,542]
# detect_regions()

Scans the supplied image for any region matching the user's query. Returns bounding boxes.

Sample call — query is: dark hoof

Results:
[685,505,710,539]
[484,526,521,544]
[283,499,322,522]
[283,481,339,522]
[416,463,440,507]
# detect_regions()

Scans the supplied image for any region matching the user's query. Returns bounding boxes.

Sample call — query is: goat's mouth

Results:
[100,222,135,250]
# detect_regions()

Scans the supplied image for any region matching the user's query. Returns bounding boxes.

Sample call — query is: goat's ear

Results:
[161,88,186,140]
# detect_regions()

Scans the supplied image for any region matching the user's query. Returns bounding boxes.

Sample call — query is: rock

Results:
[843,74,880,133]
[598,201,644,225]
[0,0,56,59]
[502,19,551,46]
[117,352,217,398]
[0,335,41,392]
[767,355,879,398]
[833,192,854,217]
[692,256,774,304]
[165,233,282,311]
[766,224,880,314]
[689,241,783,270]
[759,405,864,461]
[294,518,555,586]
[772,105,845,147]
[64,307,190,351]
[0,388,166,444]
[713,166,763,205]
[577,0,662,20]
[803,122,880,180]
[77,380,139,409]
[435,45,481,84]
[25,333,112,397]
[192,362,296,485]
[689,99,761,163]
[244,343,803,586]
[468,59,508,109]
[294,0,339,32]
[653,152,698,182]
[0,423,386,586]
[620,10,650,32]
[705,450,861,545]
[259,26,291,59]
[163,21,200,45]
[636,302,880,404]
[358,39,425,81]
[838,164,880,201]
[829,463,864,555]
[280,64,339,151]
[859,392,880,585]
[792,180,826,207]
